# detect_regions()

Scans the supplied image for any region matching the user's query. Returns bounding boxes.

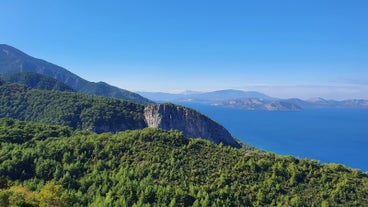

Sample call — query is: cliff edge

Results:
[144,103,241,148]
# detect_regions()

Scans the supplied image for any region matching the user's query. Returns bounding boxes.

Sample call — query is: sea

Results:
[179,103,368,172]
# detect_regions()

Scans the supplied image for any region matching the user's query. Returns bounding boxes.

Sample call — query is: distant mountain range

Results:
[138,90,368,111]
[138,89,274,102]
[0,44,152,104]
[285,97,368,109]
[213,98,303,111]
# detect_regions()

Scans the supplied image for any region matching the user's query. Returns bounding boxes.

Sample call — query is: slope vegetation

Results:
[0,72,74,92]
[0,83,146,132]
[0,83,240,147]
[0,118,367,206]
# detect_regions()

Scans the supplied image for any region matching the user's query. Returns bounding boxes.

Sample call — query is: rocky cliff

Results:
[144,103,241,148]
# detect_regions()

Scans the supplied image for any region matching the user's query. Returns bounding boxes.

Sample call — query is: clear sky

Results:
[1,0,368,99]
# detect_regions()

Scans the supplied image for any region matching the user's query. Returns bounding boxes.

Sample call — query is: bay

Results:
[180,103,368,172]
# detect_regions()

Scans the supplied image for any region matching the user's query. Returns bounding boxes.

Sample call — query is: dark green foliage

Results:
[79,81,154,105]
[0,72,74,92]
[0,118,72,143]
[0,44,153,104]
[0,118,367,206]
[0,83,242,147]
[0,84,146,132]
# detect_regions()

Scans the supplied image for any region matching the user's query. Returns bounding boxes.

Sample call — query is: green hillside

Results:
[79,81,150,104]
[0,118,367,206]
[0,83,146,132]
[0,83,241,147]
[0,44,153,104]
[0,72,74,92]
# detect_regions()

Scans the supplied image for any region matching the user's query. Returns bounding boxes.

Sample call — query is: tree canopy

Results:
[0,118,367,206]
[0,72,75,92]
[0,83,146,132]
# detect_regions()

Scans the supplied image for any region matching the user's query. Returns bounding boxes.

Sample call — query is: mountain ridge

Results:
[138,89,274,103]
[0,44,152,104]
[139,90,368,110]
[0,72,74,92]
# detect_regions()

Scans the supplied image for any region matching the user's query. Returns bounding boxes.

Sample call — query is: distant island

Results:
[138,90,368,111]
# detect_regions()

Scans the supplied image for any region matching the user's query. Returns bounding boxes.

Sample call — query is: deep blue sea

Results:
[180,103,368,172]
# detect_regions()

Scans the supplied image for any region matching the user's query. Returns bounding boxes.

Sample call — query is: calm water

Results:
[180,103,368,172]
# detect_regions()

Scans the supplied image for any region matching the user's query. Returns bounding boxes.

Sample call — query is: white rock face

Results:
[144,104,241,148]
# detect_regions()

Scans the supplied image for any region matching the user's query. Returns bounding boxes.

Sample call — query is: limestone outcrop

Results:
[144,103,241,148]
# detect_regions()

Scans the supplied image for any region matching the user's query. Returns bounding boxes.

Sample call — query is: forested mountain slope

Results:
[0,83,146,132]
[0,44,152,104]
[0,118,367,206]
[0,83,240,147]
[0,72,74,92]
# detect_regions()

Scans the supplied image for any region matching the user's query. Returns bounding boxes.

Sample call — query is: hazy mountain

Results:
[0,72,74,92]
[190,89,274,102]
[0,44,152,104]
[138,89,274,103]
[138,90,304,111]
[286,98,368,109]
[213,97,368,110]
[137,91,188,102]
[339,99,368,108]
[213,98,302,111]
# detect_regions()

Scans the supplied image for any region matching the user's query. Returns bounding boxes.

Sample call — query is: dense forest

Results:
[0,83,146,132]
[0,72,74,92]
[0,118,367,206]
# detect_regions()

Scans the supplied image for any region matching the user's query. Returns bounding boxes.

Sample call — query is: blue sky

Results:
[1,0,368,99]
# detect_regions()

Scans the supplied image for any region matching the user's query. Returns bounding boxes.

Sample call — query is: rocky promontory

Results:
[144,103,241,148]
